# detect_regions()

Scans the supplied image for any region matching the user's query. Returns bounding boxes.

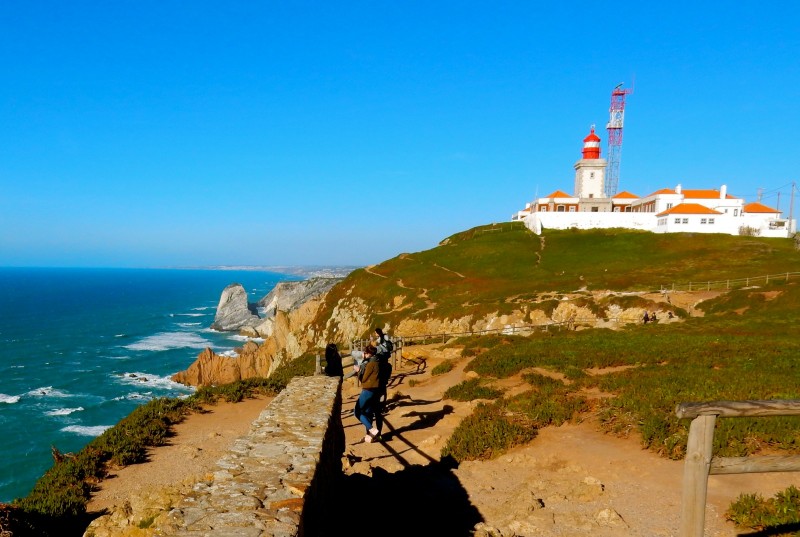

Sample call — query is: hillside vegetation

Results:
[310,223,800,341]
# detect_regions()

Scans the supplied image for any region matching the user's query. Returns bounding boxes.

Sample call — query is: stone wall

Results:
[84,374,344,537]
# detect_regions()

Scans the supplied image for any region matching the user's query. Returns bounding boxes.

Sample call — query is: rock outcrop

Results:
[209,283,261,332]
[173,279,343,386]
[258,277,341,316]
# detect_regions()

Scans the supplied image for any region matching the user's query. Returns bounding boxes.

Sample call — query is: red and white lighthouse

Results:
[582,126,602,159]
[574,125,607,199]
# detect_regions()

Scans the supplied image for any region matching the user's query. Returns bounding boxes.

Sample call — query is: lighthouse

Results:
[574,126,607,200]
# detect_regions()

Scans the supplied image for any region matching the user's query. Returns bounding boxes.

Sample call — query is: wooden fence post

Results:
[315,354,321,375]
[679,414,717,537]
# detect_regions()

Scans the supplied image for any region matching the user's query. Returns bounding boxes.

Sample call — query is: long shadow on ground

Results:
[319,456,483,537]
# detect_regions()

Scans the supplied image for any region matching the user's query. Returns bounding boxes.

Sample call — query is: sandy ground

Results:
[87,347,800,536]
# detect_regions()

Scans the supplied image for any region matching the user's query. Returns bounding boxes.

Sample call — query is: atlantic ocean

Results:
[0,267,297,504]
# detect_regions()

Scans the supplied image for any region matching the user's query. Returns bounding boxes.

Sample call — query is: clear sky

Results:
[2,2,798,268]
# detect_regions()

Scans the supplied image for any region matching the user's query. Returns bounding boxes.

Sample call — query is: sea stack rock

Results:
[210,283,261,332]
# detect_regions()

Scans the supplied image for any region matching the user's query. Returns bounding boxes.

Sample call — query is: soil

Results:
[87,345,800,536]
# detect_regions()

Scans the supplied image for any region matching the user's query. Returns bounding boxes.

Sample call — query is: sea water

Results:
[0,267,296,503]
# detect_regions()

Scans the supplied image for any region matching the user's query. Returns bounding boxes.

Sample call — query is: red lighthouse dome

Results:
[582,126,601,159]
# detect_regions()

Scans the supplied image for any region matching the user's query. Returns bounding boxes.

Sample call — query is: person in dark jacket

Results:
[374,327,393,403]
[353,345,383,442]
[324,343,343,377]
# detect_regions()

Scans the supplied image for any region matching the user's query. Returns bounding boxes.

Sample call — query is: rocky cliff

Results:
[173,278,344,387]
[174,275,701,388]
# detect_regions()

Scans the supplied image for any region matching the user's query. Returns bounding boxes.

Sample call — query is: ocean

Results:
[0,267,296,504]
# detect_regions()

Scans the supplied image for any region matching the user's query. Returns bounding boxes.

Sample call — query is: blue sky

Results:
[1,2,798,268]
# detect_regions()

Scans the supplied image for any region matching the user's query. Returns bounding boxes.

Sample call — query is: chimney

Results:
[720,184,727,199]
[675,184,682,194]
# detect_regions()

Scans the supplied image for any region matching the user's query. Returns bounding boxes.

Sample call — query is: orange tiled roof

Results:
[612,191,639,200]
[542,190,573,199]
[644,188,676,198]
[743,202,780,214]
[682,189,738,200]
[656,203,723,217]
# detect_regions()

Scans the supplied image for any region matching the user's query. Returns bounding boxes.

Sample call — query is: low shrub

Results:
[443,378,503,401]
[441,403,536,462]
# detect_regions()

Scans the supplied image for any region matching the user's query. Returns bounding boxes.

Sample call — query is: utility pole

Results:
[757,187,763,201]
[789,182,796,233]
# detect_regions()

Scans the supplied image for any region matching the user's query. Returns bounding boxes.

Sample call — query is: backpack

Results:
[378,336,394,358]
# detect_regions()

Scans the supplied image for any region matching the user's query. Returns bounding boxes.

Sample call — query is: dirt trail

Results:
[86,346,800,536]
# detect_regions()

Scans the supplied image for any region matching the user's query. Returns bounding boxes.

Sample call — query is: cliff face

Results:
[173,278,343,387]
[174,273,701,388]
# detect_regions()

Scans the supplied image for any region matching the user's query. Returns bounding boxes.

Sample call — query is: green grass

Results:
[304,226,800,346]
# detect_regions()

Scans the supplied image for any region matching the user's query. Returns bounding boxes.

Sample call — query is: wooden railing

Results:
[675,399,800,537]
[661,271,799,293]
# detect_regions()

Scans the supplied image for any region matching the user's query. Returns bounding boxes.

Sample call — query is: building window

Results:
[625,206,632,212]
[682,218,689,224]
[540,207,547,212]
[709,218,714,224]
[557,205,565,212]
[589,194,594,198]
[569,206,576,212]
[734,209,738,216]
[666,203,673,209]
[613,207,620,212]
[674,218,681,224]
[700,218,707,224]
[591,207,599,212]
[590,172,595,179]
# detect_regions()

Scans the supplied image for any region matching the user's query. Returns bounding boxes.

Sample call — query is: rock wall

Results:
[84,375,344,537]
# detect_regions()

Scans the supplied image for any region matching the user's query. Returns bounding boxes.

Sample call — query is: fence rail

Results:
[675,399,800,537]
[660,271,799,293]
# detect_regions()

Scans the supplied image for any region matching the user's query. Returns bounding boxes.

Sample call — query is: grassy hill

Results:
[310,223,800,340]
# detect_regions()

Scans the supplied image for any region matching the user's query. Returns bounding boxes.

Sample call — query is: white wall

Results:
[524,211,655,234]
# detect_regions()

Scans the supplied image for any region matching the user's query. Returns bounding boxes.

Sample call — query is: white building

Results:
[512,129,795,238]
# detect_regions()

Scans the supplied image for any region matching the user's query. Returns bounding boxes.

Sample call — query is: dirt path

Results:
[86,348,800,536]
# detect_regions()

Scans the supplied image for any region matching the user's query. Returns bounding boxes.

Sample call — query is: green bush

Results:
[726,486,800,532]
[441,403,536,462]
[443,378,503,401]
[431,359,455,376]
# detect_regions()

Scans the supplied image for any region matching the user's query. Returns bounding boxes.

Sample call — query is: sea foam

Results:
[115,371,194,392]
[0,394,20,404]
[62,425,112,437]
[45,407,84,416]
[123,332,211,352]
[26,386,70,398]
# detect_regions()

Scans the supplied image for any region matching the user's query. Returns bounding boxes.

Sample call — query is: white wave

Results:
[176,322,202,327]
[228,334,264,343]
[10,365,25,369]
[62,425,112,437]
[0,394,20,404]
[114,371,194,392]
[191,306,214,311]
[45,407,84,416]
[112,392,151,401]
[26,386,70,398]
[123,332,211,352]
[174,313,205,317]
[114,334,126,338]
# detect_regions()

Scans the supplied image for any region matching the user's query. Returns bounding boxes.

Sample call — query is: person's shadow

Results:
[318,455,482,537]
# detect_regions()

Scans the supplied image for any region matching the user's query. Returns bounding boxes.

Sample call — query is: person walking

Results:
[353,345,383,442]
[324,343,343,377]
[374,327,393,403]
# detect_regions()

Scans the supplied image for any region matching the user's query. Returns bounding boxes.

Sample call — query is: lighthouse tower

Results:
[574,126,607,199]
